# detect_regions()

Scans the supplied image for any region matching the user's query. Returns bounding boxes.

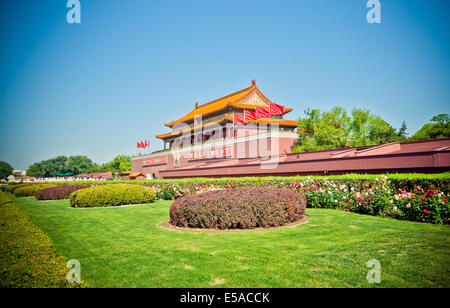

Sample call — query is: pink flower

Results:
[365,184,370,188]
[423,209,429,214]
[393,206,398,211]
[406,203,411,209]
[416,185,422,190]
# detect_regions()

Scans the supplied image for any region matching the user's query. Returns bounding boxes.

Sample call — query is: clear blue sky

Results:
[1,0,449,170]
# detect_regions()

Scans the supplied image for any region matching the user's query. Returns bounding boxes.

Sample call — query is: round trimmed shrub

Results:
[36,184,92,200]
[170,187,307,229]
[69,184,156,208]
[14,184,57,197]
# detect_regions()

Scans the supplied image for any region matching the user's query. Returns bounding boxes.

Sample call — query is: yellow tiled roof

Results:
[164,81,291,127]
[129,172,145,177]
[156,117,228,139]
[157,114,298,139]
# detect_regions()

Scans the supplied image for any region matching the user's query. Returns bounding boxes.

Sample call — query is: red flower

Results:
[443,198,448,202]
[365,184,370,188]
[423,209,429,214]
[363,202,367,205]
[367,197,372,201]
[424,198,428,202]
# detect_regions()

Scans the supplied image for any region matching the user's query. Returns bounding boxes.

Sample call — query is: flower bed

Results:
[147,176,450,224]
[13,184,58,197]
[35,184,92,200]
[69,184,156,208]
[170,187,307,229]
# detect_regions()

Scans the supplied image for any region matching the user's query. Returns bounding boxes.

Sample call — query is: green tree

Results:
[294,107,351,152]
[0,161,13,178]
[88,155,132,174]
[367,115,398,145]
[66,155,95,175]
[397,121,408,140]
[26,162,44,177]
[411,114,450,140]
[294,107,407,153]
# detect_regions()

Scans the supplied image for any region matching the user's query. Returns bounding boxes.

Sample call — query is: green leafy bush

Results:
[69,184,156,208]
[13,184,57,197]
[170,187,307,229]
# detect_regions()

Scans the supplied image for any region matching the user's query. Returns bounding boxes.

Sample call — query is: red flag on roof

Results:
[269,102,286,116]
[140,141,145,148]
[146,140,150,148]
[256,107,270,119]
[244,110,256,122]
[233,113,247,125]
[137,141,141,148]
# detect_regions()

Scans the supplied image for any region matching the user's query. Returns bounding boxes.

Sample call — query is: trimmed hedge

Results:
[0,190,77,288]
[13,184,57,197]
[3,183,31,193]
[69,184,156,208]
[170,187,307,229]
[35,184,91,200]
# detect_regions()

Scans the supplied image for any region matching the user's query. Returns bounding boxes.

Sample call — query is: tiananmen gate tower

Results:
[131,81,450,178]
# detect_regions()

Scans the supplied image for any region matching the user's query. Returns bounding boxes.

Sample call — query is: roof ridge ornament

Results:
[251,80,256,86]
[195,102,199,109]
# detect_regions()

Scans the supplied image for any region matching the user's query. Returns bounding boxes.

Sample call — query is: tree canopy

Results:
[26,155,95,177]
[87,155,132,174]
[0,161,13,178]
[411,114,450,140]
[293,107,408,153]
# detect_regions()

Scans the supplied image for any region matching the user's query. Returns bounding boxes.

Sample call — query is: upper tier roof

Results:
[164,80,292,128]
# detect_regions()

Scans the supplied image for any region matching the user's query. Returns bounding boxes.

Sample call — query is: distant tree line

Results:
[0,161,14,178]
[26,155,132,178]
[293,108,449,153]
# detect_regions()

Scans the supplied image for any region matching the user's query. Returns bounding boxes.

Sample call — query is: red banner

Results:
[142,156,168,166]
[189,147,232,160]
[256,107,270,119]
[233,113,247,125]
[244,110,256,122]
[269,102,286,116]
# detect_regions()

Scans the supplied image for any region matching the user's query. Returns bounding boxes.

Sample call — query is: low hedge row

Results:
[69,184,156,208]
[13,184,57,197]
[170,187,307,229]
[2,183,31,193]
[35,184,92,200]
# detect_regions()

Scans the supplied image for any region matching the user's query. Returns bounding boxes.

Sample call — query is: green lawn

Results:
[9,195,450,288]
